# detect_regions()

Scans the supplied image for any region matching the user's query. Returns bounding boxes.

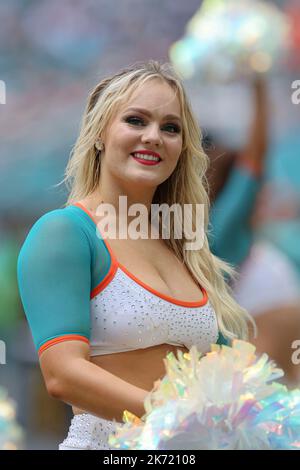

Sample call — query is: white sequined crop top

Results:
[17,202,225,358]
[90,264,218,356]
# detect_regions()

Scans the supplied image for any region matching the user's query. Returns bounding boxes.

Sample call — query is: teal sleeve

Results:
[17,210,92,356]
[216,332,231,347]
[209,165,261,267]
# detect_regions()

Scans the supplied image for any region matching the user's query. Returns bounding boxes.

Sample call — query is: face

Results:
[100,78,183,191]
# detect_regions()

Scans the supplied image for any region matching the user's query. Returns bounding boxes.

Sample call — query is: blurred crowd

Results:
[0,0,299,449]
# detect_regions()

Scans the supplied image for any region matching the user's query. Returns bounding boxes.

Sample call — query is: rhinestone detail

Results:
[59,413,118,450]
[89,268,219,355]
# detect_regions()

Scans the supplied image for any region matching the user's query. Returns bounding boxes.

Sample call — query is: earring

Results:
[95,139,104,152]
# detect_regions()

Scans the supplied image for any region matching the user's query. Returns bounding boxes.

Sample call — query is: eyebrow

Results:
[124,107,182,124]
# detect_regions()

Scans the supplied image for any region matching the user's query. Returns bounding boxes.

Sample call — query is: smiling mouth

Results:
[130,153,161,165]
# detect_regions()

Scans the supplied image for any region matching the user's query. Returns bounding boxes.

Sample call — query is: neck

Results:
[88,182,158,232]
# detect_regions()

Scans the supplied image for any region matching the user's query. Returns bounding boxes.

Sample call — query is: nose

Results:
[141,123,163,146]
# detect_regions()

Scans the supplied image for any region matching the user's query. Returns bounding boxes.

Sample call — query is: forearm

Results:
[54,358,149,423]
[241,75,268,176]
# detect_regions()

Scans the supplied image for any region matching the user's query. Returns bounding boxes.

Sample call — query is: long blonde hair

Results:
[56,59,255,342]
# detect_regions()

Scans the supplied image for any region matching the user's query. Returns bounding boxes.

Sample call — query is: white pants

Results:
[59,413,119,450]
[233,241,300,317]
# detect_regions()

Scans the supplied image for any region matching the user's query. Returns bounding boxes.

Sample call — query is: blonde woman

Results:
[17,60,253,450]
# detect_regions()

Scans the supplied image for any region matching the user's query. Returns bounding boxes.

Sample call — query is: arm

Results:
[17,210,148,423]
[40,341,148,422]
[209,165,261,266]
[209,76,268,266]
[238,74,268,177]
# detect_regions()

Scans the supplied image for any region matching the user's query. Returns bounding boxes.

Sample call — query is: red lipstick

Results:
[130,151,161,166]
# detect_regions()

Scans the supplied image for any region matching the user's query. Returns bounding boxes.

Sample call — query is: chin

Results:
[124,169,162,185]
[131,176,161,188]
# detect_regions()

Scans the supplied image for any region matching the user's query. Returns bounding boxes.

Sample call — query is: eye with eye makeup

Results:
[124,116,181,134]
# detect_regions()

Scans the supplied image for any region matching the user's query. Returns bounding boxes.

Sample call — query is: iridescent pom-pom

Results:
[0,387,24,450]
[169,0,291,81]
[109,340,300,450]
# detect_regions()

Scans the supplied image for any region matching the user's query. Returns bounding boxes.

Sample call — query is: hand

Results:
[152,379,162,392]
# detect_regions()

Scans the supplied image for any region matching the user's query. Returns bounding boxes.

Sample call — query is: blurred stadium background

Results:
[0,0,299,449]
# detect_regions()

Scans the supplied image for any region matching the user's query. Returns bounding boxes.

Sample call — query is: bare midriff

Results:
[72,198,205,416]
[72,343,189,415]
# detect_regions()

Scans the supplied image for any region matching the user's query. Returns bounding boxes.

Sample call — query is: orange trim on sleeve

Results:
[90,259,118,298]
[72,202,99,225]
[236,157,263,178]
[38,335,89,357]
[72,202,119,263]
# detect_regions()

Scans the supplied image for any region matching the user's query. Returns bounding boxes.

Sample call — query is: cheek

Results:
[103,140,133,172]
[108,123,135,148]
[169,139,182,163]
[164,152,181,179]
